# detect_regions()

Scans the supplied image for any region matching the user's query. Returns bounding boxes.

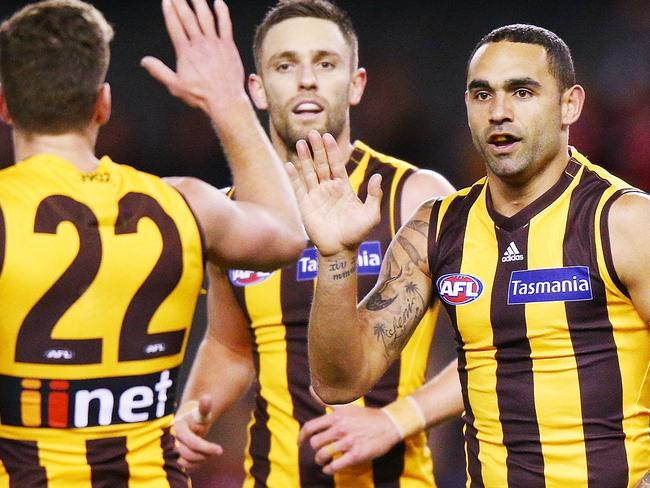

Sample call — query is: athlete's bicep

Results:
[609,192,650,323]
[358,202,435,364]
[168,177,304,270]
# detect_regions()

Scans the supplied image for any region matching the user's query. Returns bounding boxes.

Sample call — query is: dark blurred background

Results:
[0,1,648,487]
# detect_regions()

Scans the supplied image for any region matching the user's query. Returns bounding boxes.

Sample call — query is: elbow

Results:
[310,377,367,406]
[262,232,306,269]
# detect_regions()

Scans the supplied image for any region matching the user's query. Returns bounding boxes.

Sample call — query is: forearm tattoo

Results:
[371,280,426,358]
[328,259,356,281]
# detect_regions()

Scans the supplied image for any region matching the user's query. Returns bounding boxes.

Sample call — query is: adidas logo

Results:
[502,242,524,262]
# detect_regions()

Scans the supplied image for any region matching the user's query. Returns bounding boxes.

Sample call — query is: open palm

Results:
[288,131,382,257]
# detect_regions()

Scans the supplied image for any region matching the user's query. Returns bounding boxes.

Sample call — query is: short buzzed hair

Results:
[253,0,358,73]
[0,0,114,134]
[469,24,576,92]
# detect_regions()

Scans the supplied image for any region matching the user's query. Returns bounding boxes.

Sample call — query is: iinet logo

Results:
[17,369,176,428]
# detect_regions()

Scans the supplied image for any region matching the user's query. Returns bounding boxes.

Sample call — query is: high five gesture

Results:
[287,130,383,257]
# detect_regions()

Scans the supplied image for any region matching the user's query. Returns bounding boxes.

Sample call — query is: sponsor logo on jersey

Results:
[508,266,592,304]
[436,274,484,305]
[296,241,383,281]
[228,269,273,287]
[0,369,178,429]
[502,241,524,262]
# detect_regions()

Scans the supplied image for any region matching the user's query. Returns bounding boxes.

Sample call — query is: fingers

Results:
[308,130,332,182]
[141,57,178,92]
[171,0,203,41]
[162,0,189,56]
[364,173,383,220]
[322,133,347,180]
[314,438,351,467]
[298,414,332,445]
[190,0,217,38]
[322,448,362,475]
[286,162,308,202]
[295,139,320,191]
[213,0,233,40]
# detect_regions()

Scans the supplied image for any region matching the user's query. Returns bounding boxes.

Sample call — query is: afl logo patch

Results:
[229,269,273,287]
[436,273,483,305]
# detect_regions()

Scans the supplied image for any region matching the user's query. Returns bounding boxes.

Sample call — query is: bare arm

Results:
[309,202,436,403]
[609,192,650,323]
[143,0,304,268]
[400,169,455,222]
[174,262,255,470]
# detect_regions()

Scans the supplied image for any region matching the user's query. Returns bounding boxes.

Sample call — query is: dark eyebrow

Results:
[504,77,542,90]
[468,79,490,91]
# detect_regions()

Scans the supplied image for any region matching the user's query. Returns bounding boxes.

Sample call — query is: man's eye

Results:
[515,89,532,98]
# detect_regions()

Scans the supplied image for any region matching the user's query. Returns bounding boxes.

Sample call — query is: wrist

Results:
[206,92,252,127]
[175,400,211,424]
[318,250,358,281]
[381,396,426,440]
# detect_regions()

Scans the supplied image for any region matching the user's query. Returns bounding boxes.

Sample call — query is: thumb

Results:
[363,173,383,220]
[195,394,213,425]
[141,56,178,93]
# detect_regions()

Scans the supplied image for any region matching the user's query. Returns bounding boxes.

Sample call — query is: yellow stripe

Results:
[0,460,8,488]
[525,175,588,488]
[37,436,91,488]
[245,271,301,487]
[348,149,370,194]
[125,425,170,488]
[456,186,507,487]
[593,186,650,486]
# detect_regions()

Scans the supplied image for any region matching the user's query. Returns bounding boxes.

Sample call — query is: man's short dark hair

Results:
[469,24,576,92]
[0,0,114,134]
[253,0,358,73]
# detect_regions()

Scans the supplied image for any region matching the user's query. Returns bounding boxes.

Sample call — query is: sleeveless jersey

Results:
[427,149,650,488]
[228,141,438,488]
[0,154,204,487]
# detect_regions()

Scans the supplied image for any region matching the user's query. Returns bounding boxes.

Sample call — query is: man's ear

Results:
[0,85,13,126]
[248,74,268,110]
[561,84,585,127]
[349,68,367,107]
[94,82,112,126]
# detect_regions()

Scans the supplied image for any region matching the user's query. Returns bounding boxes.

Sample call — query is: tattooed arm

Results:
[309,201,437,404]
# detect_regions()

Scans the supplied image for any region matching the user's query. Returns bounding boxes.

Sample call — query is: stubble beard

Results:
[269,96,349,159]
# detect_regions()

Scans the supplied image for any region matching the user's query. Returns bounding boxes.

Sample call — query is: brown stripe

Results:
[563,169,627,488]
[392,168,416,231]
[599,189,645,299]
[430,184,484,487]
[161,427,189,487]
[86,436,129,488]
[0,438,47,487]
[491,227,545,487]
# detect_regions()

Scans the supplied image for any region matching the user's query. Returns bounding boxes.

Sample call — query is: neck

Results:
[270,124,355,167]
[13,129,100,172]
[487,145,571,218]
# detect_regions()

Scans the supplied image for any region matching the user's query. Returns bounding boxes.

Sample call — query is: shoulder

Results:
[608,191,650,288]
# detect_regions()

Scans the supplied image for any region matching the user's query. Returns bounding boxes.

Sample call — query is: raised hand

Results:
[141,0,245,115]
[287,131,383,256]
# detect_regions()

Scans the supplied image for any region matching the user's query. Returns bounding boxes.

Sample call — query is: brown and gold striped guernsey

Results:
[228,141,438,488]
[428,148,650,488]
[0,154,205,487]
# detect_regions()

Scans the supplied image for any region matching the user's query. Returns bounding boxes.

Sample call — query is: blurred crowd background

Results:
[0,1,648,487]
